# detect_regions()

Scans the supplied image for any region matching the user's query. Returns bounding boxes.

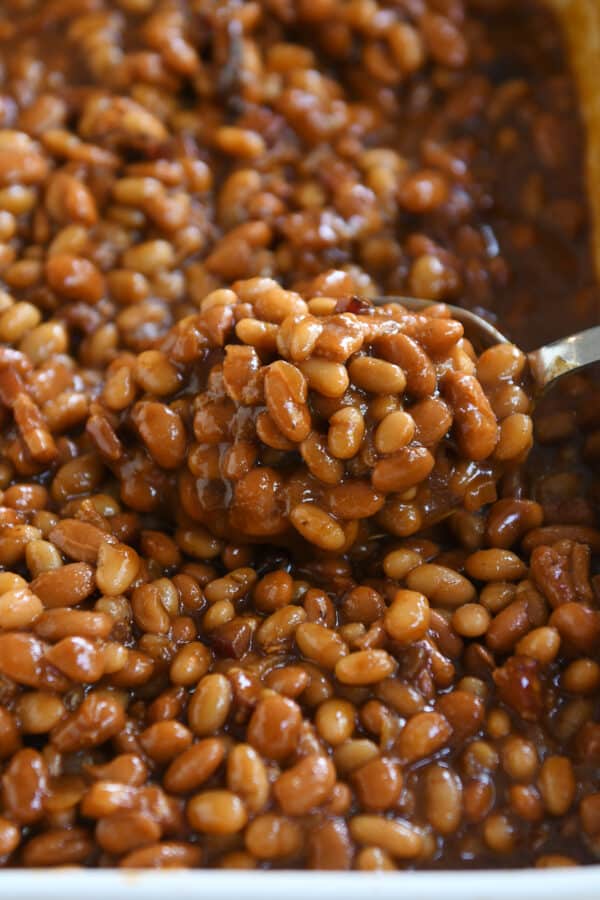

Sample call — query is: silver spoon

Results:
[373,296,600,390]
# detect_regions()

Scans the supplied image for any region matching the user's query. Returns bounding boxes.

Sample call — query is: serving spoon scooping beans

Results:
[375,296,600,390]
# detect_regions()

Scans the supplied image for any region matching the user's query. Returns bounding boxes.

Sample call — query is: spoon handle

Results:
[528,326,600,390]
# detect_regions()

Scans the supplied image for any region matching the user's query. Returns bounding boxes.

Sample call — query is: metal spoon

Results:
[373,296,600,390]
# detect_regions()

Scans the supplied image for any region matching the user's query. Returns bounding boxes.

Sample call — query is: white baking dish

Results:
[1,866,600,899]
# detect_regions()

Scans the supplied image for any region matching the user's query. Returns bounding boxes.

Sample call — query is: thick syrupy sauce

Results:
[0,0,597,874]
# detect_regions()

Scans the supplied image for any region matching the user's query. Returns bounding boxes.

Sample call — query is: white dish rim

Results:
[2,865,600,899]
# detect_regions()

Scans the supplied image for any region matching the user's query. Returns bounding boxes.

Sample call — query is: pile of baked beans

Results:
[0,0,598,872]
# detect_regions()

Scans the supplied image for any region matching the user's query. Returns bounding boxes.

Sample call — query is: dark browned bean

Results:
[119,842,203,868]
[372,446,435,493]
[247,695,302,761]
[2,748,48,824]
[51,692,126,752]
[443,371,498,460]
[22,827,93,867]
[48,520,108,563]
[396,712,452,763]
[376,332,436,397]
[264,361,311,442]
[96,812,161,856]
[31,563,96,608]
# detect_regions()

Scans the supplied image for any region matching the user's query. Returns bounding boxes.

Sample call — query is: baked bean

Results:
[349,816,423,859]
[253,572,294,613]
[0,707,20,761]
[219,851,257,869]
[315,699,356,746]
[135,351,180,396]
[46,254,104,304]
[509,784,544,822]
[31,562,95,608]
[452,604,491,638]
[264,361,311,442]
[0,588,43,630]
[274,753,336,815]
[396,712,452,763]
[204,567,257,604]
[495,413,533,460]
[0,573,27,594]
[465,549,527,582]
[84,755,148,787]
[501,736,538,781]
[169,642,212,686]
[96,812,161,856]
[341,586,385,625]
[580,794,600,836]
[187,790,247,835]
[247,695,302,761]
[51,692,126,752]
[443,372,498,460]
[307,819,353,870]
[245,814,303,860]
[290,503,346,551]
[139,720,193,764]
[372,444,435,494]
[300,432,344,485]
[119,842,202,868]
[515,626,561,665]
[35,609,113,641]
[411,397,453,447]
[22,827,93,867]
[483,813,516,853]
[535,855,578,868]
[16,692,65,734]
[352,757,403,812]
[327,407,365,460]
[299,359,349,398]
[265,665,310,698]
[226,744,269,813]
[377,332,436,397]
[25,539,62,577]
[349,356,406,394]
[406,564,475,606]
[374,410,416,455]
[486,599,531,653]
[326,481,384,519]
[96,540,140,595]
[384,589,430,644]
[437,691,484,744]
[538,756,575,815]
[80,782,139,820]
[335,649,397,685]
[424,764,463,835]
[216,127,266,159]
[550,603,600,654]
[0,632,49,688]
[0,816,20,857]
[383,548,422,580]
[399,169,449,213]
[2,748,48,825]
[562,659,600,694]
[257,605,307,651]
[478,344,526,384]
[188,674,232,736]
[296,622,348,669]
[45,636,104,682]
[277,314,323,362]
[356,846,397,871]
